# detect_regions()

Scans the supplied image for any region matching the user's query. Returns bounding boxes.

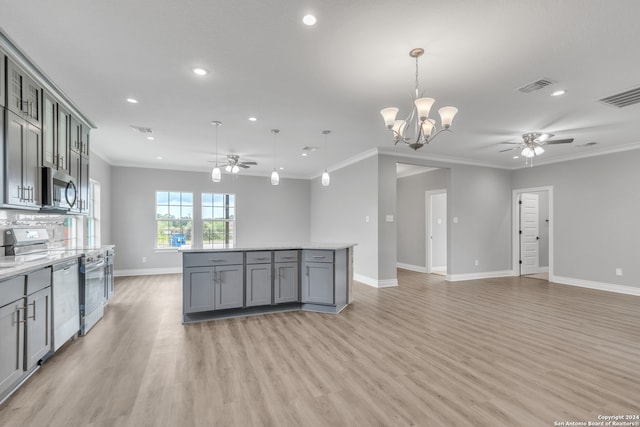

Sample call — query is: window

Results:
[202,193,235,248]
[156,191,193,249]
[86,180,101,247]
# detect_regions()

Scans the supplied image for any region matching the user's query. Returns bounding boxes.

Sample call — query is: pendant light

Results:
[211,121,222,182]
[321,130,331,186]
[270,129,280,186]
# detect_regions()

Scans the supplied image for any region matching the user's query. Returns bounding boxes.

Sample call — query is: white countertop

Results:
[180,242,357,253]
[0,245,115,280]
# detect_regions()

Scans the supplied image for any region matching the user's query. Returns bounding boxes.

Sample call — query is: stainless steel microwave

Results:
[41,167,77,211]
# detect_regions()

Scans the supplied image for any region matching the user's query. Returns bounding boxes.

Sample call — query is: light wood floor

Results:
[1,271,639,427]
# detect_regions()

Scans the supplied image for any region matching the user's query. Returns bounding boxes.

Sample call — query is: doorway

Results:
[512,187,552,279]
[426,190,447,275]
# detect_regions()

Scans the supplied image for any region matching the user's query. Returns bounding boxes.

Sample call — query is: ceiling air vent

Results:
[130,125,153,134]
[517,78,554,94]
[599,86,640,108]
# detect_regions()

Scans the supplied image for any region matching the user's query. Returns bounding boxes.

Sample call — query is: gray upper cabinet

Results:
[79,154,89,212]
[43,92,70,172]
[6,59,42,128]
[5,110,41,208]
[70,116,90,156]
[0,50,5,108]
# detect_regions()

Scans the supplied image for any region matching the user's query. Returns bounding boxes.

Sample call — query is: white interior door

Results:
[427,191,447,274]
[520,193,539,275]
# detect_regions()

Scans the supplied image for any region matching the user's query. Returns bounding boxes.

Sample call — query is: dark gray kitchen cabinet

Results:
[4,110,41,208]
[25,286,51,370]
[0,276,26,399]
[79,154,89,212]
[68,149,80,213]
[43,92,71,172]
[6,59,42,128]
[245,263,272,307]
[0,50,5,108]
[25,268,52,371]
[70,116,90,155]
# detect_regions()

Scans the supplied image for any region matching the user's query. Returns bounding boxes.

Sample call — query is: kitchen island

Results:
[181,243,355,323]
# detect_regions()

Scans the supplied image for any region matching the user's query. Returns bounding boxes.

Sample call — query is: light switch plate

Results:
[453,217,459,224]
[386,215,394,222]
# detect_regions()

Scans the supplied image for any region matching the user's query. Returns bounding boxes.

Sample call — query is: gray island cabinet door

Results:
[25,286,51,370]
[302,262,334,305]
[245,264,272,307]
[274,262,299,304]
[183,267,216,313]
[214,265,243,310]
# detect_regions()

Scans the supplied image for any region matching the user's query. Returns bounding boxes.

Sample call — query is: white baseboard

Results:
[431,266,446,273]
[446,270,514,282]
[353,274,399,288]
[551,275,640,296]
[115,267,182,277]
[396,263,426,273]
[539,266,549,273]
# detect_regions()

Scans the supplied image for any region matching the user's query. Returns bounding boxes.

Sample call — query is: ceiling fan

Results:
[209,154,258,173]
[499,132,574,164]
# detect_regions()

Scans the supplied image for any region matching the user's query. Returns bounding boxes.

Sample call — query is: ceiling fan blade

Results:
[240,161,258,166]
[546,138,574,144]
[499,147,518,152]
[237,164,250,168]
[499,141,521,145]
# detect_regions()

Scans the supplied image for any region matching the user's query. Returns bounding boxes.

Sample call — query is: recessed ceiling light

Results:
[156,156,163,160]
[126,98,139,104]
[513,156,519,159]
[303,14,317,26]
[279,167,284,170]
[302,153,308,157]
[551,90,566,97]
[248,117,257,122]
[192,67,208,76]
[147,136,155,141]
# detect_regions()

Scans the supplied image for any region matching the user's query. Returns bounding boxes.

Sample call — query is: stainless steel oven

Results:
[79,253,105,335]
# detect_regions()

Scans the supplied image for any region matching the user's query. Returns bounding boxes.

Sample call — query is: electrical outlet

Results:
[616,268,622,276]
[365,215,370,223]
[142,257,147,263]
[475,259,479,266]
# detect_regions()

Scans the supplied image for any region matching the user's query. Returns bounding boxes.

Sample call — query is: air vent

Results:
[599,86,640,108]
[130,125,153,134]
[517,78,554,94]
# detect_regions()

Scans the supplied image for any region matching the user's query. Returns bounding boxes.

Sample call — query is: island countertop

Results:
[180,242,357,253]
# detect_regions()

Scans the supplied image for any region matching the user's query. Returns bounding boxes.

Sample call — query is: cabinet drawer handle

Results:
[14,306,26,325]
[28,301,36,321]
[254,257,270,261]
[281,256,297,260]
[312,256,326,259]
[209,259,225,262]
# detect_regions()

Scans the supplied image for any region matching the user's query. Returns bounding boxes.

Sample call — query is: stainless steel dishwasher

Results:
[52,259,80,351]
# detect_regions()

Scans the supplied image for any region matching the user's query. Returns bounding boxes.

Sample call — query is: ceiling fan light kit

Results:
[321,130,331,187]
[381,48,458,151]
[502,132,574,167]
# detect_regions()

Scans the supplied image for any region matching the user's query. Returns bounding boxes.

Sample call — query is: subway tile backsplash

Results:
[0,209,82,249]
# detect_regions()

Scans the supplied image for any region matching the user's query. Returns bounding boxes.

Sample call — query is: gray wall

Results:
[431,192,447,269]
[112,166,310,273]
[89,152,112,244]
[396,168,449,268]
[512,149,640,288]
[310,155,379,281]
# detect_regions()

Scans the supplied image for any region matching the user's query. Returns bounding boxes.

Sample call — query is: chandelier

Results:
[380,48,458,150]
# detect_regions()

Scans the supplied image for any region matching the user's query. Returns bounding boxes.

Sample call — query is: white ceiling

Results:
[2,0,640,179]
